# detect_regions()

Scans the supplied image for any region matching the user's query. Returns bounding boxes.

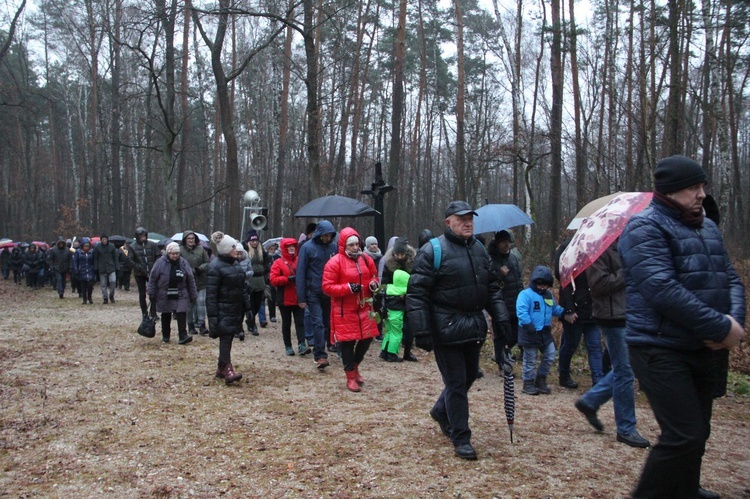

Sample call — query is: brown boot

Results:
[353,363,364,386]
[345,370,361,392]
[223,363,242,385]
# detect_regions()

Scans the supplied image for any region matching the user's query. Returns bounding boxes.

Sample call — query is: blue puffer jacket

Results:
[296,220,337,303]
[516,265,565,348]
[73,248,97,282]
[618,199,745,350]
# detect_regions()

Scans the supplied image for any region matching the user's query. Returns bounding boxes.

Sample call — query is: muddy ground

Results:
[1,280,748,498]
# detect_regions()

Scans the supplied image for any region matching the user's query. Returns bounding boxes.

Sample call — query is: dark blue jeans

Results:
[629,345,715,499]
[54,270,67,296]
[558,321,604,384]
[306,289,330,361]
[432,341,483,446]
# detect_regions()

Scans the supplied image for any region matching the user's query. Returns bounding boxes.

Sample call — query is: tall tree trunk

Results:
[177,0,192,228]
[453,0,467,201]
[663,0,685,156]
[303,0,322,198]
[110,0,123,228]
[387,0,407,234]
[274,1,295,235]
[568,0,585,210]
[549,0,563,238]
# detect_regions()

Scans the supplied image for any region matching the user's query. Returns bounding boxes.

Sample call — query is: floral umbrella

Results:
[559,192,653,289]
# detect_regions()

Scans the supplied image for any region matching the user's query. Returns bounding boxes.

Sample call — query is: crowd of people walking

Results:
[1,155,746,497]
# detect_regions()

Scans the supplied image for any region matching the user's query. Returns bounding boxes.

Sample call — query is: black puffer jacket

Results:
[406,228,510,346]
[93,241,119,274]
[553,239,594,322]
[47,243,72,273]
[126,240,160,278]
[205,254,252,337]
[22,247,46,273]
[488,245,523,318]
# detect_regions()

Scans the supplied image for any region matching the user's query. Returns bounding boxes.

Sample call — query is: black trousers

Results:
[432,341,483,446]
[161,311,187,340]
[629,345,715,499]
[278,304,305,348]
[135,275,151,315]
[339,338,373,371]
[219,335,234,367]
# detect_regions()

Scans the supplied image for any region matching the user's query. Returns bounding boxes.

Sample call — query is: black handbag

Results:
[137,314,157,338]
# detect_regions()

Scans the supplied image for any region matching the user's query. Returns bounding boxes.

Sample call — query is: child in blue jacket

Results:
[517,265,574,395]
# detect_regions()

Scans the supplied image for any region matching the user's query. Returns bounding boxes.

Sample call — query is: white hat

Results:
[166,242,180,254]
[211,231,238,256]
[365,236,378,247]
[346,235,359,246]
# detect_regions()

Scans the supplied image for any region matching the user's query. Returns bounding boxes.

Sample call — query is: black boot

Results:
[403,347,418,362]
[535,375,551,394]
[523,379,539,395]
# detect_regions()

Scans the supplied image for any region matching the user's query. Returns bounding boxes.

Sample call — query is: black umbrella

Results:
[108,235,127,247]
[294,195,379,218]
[156,238,173,248]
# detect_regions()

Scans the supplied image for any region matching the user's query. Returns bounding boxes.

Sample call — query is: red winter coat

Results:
[269,238,299,307]
[322,227,379,343]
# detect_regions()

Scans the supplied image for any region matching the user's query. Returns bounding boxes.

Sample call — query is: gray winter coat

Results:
[147,255,197,314]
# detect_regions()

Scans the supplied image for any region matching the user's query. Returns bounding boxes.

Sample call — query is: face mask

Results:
[287,247,295,255]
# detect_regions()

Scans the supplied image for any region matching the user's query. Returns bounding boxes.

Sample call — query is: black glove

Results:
[414,333,433,352]
[287,275,296,283]
[494,321,512,346]
[194,267,202,276]
[349,283,362,293]
[148,295,156,303]
[522,323,536,336]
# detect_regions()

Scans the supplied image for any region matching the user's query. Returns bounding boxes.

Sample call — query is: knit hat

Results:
[212,231,238,256]
[166,242,180,254]
[245,229,259,242]
[494,230,512,242]
[101,233,108,239]
[346,235,360,246]
[393,237,408,255]
[654,155,707,194]
[365,236,378,247]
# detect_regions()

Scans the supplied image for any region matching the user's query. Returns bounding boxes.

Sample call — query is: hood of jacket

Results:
[529,265,554,294]
[312,220,337,242]
[280,237,298,263]
[181,230,199,247]
[336,227,361,257]
[386,268,409,296]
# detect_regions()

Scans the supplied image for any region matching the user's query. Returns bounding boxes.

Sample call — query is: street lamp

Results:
[241,190,267,240]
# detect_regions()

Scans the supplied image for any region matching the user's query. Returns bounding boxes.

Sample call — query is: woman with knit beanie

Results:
[206,232,251,385]
[147,241,197,344]
[322,228,380,392]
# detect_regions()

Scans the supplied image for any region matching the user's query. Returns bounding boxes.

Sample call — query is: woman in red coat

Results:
[322,227,380,392]
[269,238,310,357]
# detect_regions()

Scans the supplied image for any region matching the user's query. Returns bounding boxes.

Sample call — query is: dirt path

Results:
[1,280,748,498]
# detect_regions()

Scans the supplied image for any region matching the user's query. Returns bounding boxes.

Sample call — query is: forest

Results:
[0,0,749,256]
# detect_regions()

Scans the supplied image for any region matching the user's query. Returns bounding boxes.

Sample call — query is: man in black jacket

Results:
[407,200,511,460]
[125,227,161,317]
[47,237,72,298]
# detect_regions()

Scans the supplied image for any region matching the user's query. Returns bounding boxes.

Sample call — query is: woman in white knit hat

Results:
[147,241,198,344]
[205,232,251,384]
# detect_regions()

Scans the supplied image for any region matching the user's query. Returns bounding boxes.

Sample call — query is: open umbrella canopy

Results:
[171,232,209,243]
[0,239,16,249]
[472,204,534,234]
[294,195,379,218]
[567,192,628,230]
[559,192,653,288]
[147,232,168,244]
[156,238,173,248]
[31,241,49,250]
[263,237,282,250]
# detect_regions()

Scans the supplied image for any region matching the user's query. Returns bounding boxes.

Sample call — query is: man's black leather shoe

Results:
[616,430,650,448]
[575,399,604,431]
[429,409,451,438]
[697,487,720,499]
[454,443,477,460]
